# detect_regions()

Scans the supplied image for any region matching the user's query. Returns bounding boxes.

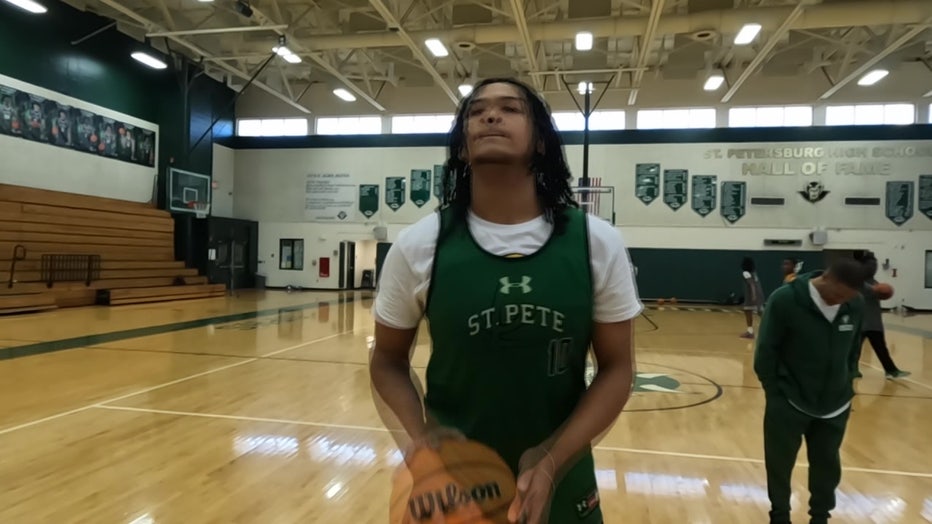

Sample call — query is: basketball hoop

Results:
[193,202,210,219]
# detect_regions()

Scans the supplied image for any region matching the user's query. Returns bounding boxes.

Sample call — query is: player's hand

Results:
[402,425,467,462]
[507,447,556,524]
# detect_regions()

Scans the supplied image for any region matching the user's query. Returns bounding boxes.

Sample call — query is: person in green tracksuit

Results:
[370,77,642,524]
[754,258,868,524]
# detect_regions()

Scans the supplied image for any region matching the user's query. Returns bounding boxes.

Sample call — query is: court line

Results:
[0,332,350,437]
[92,404,390,433]
[593,445,932,479]
[81,404,932,480]
[0,293,364,360]
[861,362,932,392]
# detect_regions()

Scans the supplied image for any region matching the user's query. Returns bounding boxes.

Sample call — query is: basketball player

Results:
[754,257,867,524]
[740,257,765,339]
[782,258,798,284]
[370,77,642,524]
[854,254,909,379]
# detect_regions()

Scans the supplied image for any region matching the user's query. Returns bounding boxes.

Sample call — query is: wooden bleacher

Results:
[0,183,225,314]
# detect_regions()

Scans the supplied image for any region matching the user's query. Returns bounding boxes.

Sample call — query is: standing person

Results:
[369,77,642,524]
[741,256,765,339]
[855,255,910,379]
[754,257,867,524]
[782,258,798,284]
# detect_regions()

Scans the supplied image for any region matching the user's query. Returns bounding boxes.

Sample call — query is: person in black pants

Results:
[855,255,910,379]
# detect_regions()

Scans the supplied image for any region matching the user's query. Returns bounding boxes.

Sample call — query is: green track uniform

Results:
[754,271,863,524]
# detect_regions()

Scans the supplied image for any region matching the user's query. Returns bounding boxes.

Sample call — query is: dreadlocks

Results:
[439,77,579,235]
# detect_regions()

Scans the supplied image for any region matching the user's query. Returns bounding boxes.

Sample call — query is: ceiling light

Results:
[575,31,593,51]
[333,88,356,102]
[577,81,594,95]
[2,0,47,13]
[424,38,449,57]
[196,0,214,2]
[703,74,725,91]
[857,69,889,86]
[282,53,302,64]
[458,84,473,97]
[131,52,168,70]
[734,23,762,45]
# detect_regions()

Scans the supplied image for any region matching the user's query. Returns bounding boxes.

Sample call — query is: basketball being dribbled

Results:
[390,438,516,524]
[873,282,894,300]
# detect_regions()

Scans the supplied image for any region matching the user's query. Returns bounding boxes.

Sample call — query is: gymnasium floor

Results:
[0,290,928,524]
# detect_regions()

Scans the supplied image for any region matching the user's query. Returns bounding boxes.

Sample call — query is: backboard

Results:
[168,167,211,216]
[572,184,615,225]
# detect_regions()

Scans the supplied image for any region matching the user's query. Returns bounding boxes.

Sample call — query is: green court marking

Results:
[0,295,358,361]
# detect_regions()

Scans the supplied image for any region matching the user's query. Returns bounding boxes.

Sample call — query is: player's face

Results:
[782,260,794,274]
[820,278,859,306]
[463,82,534,166]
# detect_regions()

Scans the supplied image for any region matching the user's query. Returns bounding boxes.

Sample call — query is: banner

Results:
[691,175,717,217]
[720,181,747,224]
[359,184,379,219]
[885,181,914,226]
[411,169,431,208]
[918,175,932,220]
[386,176,406,211]
[663,169,687,211]
[635,163,660,205]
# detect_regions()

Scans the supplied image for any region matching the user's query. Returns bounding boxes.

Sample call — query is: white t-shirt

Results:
[374,210,644,330]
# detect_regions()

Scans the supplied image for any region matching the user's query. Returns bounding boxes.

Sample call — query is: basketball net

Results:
[190,202,210,219]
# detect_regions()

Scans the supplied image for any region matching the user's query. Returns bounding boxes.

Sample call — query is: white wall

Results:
[211,144,235,217]
[0,73,159,203]
[231,138,932,308]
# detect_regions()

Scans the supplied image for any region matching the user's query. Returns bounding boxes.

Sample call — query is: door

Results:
[376,242,392,287]
[339,241,356,289]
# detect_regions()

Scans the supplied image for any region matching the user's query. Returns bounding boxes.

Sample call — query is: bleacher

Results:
[0,183,225,314]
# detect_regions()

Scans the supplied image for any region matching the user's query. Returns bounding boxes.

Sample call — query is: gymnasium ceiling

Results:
[62,0,932,115]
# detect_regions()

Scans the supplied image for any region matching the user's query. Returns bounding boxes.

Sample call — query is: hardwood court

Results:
[0,291,929,523]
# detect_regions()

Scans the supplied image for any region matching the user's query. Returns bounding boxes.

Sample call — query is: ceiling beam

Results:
[367,0,460,105]
[720,2,806,103]
[147,26,288,37]
[293,1,932,51]
[507,0,541,90]
[246,5,387,112]
[93,0,313,114]
[627,0,666,105]
[819,17,932,100]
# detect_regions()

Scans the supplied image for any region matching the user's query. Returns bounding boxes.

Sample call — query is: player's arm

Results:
[368,243,429,453]
[847,302,864,378]
[753,291,787,394]
[545,225,640,477]
[547,318,635,477]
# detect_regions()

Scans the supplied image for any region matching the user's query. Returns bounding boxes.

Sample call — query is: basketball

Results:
[390,438,516,524]
[873,282,894,300]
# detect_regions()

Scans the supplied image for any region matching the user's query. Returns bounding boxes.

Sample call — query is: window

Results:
[316,116,382,135]
[551,111,627,131]
[728,106,813,127]
[236,118,308,137]
[926,251,932,289]
[391,114,455,134]
[636,108,716,129]
[280,239,304,270]
[825,104,915,126]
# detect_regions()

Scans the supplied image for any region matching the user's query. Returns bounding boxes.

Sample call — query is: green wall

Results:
[629,248,826,303]
[0,1,235,189]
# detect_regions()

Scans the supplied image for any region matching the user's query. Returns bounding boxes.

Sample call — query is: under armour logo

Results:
[499,276,532,294]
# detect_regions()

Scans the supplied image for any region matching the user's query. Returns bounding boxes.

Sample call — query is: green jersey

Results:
[424,206,602,523]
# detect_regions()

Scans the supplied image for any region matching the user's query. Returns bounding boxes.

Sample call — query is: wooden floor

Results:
[0,290,929,523]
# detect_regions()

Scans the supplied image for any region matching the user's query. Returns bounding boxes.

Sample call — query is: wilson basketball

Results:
[390,438,516,524]
[873,282,894,300]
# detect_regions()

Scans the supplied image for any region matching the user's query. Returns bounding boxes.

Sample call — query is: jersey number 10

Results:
[548,337,573,376]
